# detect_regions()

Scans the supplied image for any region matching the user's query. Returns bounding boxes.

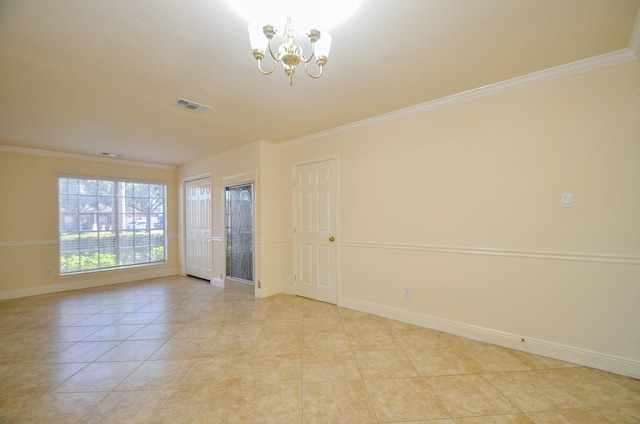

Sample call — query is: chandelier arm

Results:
[303,61,324,79]
[302,29,321,64]
[252,44,277,75]
[301,53,315,64]
[300,46,315,64]
[267,38,281,62]
[256,58,277,75]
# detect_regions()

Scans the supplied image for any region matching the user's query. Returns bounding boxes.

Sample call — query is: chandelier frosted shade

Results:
[314,33,332,58]
[248,18,332,85]
[248,23,268,53]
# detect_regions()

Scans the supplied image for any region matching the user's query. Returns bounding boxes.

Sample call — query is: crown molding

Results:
[0,145,176,170]
[281,48,639,149]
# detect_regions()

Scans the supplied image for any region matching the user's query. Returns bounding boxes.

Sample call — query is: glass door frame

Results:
[221,170,257,295]
[224,182,255,284]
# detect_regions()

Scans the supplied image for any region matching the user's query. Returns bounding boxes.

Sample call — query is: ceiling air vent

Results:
[175,98,212,113]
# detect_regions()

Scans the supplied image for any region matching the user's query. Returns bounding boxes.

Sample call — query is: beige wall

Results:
[277,61,640,375]
[178,140,284,296]
[0,150,179,298]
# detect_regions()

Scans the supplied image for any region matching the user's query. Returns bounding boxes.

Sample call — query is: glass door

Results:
[225,183,254,283]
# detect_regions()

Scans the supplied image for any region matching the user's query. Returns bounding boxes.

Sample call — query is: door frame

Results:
[222,171,257,295]
[180,173,212,280]
[292,155,341,304]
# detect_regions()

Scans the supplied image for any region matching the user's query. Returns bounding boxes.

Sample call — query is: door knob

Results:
[329,236,335,242]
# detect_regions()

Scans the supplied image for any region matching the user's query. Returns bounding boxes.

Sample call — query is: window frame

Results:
[58,175,167,275]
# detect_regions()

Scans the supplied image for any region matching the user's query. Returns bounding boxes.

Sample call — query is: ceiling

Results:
[1,0,639,166]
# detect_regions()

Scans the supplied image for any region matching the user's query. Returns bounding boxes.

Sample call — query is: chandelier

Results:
[224,0,363,86]
[248,17,331,85]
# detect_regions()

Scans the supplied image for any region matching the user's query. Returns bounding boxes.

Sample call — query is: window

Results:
[59,177,166,274]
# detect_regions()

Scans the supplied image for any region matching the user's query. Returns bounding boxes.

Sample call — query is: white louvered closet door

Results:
[185,178,211,280]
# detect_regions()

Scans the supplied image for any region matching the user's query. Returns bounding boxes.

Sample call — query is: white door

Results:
[294,158,338,304]
[185,178,211,280]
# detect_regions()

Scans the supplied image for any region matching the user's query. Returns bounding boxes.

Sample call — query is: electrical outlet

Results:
[46,268,52,277]
[404,287,411,297]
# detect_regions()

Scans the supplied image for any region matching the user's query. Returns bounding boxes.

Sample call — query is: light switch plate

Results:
[562,193,573,208]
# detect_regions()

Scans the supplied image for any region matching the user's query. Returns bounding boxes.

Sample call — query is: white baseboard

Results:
[339,296,640,379]
[209,277,224,288]
[0,268,179,300]
[281,284,295,295]
[255,284,286,298]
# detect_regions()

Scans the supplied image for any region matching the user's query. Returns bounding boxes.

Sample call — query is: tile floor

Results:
[1,276,639,423]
